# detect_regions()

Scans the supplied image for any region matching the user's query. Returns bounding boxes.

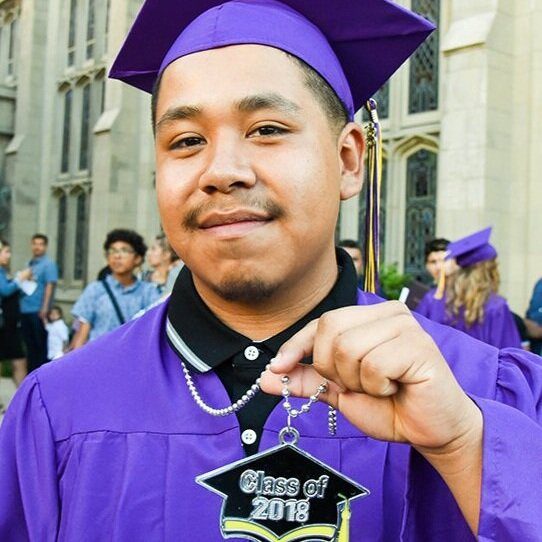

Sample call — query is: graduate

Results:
[416,227,522,349]
[0,1,541,541]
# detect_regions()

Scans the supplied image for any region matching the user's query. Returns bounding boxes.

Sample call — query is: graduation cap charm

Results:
[197,430,369,542]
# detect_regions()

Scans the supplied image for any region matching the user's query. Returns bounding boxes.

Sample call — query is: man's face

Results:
[31,238,47,257]
[342,247,363,279]
[154,45,363,303]
[105,241,142,276]
[425,250,447,283]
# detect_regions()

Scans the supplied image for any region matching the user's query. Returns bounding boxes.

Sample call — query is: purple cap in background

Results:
[446,227,498,268]
[109,0,435,119]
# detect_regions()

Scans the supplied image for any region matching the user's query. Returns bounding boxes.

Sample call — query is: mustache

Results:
[182,197,286,231]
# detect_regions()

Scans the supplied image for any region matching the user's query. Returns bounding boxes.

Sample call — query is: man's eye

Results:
[170,136,205,150]
[250,125,288,137]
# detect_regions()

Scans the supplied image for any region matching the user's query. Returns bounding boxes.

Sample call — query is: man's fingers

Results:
[260,364,342,405]
[269,320,319,373]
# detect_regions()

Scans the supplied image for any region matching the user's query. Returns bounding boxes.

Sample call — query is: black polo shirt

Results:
[166,249,358,455]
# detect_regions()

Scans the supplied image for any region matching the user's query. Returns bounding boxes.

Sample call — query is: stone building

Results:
[0,0,541,313]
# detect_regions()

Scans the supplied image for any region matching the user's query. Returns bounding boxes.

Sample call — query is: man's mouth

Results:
[198,209,273,238]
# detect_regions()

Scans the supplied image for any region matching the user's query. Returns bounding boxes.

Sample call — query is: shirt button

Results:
[241,429,257,445]
[244,345,260,361]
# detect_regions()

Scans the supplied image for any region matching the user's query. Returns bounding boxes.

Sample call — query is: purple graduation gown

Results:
[416,289,522,349]
[0,291,541,541]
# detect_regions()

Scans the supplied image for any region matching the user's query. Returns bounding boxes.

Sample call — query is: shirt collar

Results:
[166,248,358,373]
[106,273,140,293]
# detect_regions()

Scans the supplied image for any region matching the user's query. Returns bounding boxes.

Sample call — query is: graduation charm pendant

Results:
[197,427,369,542]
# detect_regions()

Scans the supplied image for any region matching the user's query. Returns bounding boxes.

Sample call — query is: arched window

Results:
[7,17,18,76]
[358,157,388,261]
[404,149,437,277]
[74,191,88,280]
[79,83,91,170]
[67,0,77,66]
[86,0,95,59]
[56,193,68,279]
[104,0,111,54]
[408,0,439,114]
[61,89,73,173]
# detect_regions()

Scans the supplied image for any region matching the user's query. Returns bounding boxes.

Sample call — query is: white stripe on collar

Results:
[166,318,212,373]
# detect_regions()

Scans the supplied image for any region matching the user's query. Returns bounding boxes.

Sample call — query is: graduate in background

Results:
[416,227,521,349]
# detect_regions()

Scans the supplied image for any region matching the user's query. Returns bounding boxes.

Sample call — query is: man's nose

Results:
[198,137,256,194]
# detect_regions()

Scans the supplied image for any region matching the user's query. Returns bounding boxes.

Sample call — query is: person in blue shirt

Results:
[69,229,161,348]
[19,234,58,373]
[0,239,32,386]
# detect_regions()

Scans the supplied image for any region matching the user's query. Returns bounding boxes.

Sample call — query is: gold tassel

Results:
[433,264,446,300]
[337,498,351,542]
[363,99,383,295]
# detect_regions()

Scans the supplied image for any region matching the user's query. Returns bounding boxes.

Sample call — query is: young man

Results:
[0,1,541,540]
[19,234,58,373]
[69,229,160,348]
[424,237,450,285]
[338,239,363,285]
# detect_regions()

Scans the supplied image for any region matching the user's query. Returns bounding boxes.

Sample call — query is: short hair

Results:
[32,233,48,244]
[338,239,361,250]
[49,305,63,318]
[103,229,148,258]
[151,53,349,136]
[424,238,450,260]
[0,238,9,250]
[155,233,180,262]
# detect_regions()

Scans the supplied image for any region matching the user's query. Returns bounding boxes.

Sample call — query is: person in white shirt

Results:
[46,306,69,360]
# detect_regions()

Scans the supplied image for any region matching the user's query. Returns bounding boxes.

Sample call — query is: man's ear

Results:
[338,122,365,201]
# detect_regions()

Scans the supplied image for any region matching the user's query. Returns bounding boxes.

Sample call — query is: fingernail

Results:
[270,353,282,364]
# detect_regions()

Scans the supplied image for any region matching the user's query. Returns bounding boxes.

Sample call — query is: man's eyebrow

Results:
[156,105,202,132]
[236,93,301,115]
[155,93,300,132]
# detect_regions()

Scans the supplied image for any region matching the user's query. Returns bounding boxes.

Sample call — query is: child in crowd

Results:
[46,305,69,360]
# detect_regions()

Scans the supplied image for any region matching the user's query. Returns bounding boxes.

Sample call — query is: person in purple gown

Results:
[0,1,541,541]
[416,227,522,349]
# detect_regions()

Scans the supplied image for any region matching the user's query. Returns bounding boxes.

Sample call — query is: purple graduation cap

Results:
[109,0,435,120]
[446,227,498,268]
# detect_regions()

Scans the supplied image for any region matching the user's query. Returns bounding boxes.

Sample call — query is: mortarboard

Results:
[434,227,497,299]
[196,442,369,540]
[446,227,497,268]
[109,0,435,120]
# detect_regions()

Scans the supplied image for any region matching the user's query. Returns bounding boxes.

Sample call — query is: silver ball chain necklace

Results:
[181,359,337,435]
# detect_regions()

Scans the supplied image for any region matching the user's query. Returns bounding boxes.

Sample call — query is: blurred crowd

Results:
[0,229,183,394]
[1,230,541,397]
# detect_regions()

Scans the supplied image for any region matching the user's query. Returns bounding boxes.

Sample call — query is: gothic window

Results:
[0,182,11,236]
[7,17,17,76]
[74,192,88,280]
[100,78,106,113]
[362,82,390,121]
[67,0,77,66]
[61,89,73,173]
[79,84,91,170]
[85,0,95,59]
[56,194,68,280]
[358,158,388,262]
[404,149,437,277]
[104,0,110,53]
[408,0,439,114]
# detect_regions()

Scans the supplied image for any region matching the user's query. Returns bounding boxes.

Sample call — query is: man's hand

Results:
[39,308,48,325]
[260,301,482,533]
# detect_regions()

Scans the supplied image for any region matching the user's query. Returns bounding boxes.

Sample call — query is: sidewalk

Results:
[0,377,17,425]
